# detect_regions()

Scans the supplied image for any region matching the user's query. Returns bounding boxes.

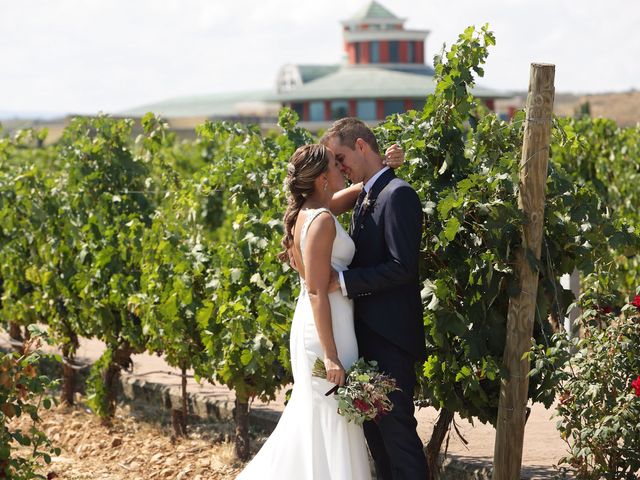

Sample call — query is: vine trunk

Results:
[234,399,250,461]
[425,408,455,480]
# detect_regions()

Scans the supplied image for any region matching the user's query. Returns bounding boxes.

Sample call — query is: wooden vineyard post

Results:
[492,63,555,480]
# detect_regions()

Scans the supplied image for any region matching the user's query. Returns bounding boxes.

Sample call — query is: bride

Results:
[236,143,402,479]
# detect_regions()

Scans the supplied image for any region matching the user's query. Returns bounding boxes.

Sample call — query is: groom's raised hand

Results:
[383,143,404,169]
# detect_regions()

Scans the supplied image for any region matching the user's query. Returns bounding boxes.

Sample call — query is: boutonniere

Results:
[360,192,376,217]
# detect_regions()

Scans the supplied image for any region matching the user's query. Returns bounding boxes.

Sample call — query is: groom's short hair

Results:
[321,117,380,155]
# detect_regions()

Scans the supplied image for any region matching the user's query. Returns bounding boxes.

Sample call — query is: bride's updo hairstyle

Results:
[278,144,330,262]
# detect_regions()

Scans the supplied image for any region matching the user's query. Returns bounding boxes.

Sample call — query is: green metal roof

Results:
[121,67,509,119]
[297,65,341,83]
[348,1,400,21]
[120,90,274,118]
[274,66,509,102]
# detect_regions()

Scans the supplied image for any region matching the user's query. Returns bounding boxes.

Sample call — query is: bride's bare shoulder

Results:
[305,213,336,246]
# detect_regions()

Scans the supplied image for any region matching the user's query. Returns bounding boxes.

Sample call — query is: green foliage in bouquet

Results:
[313,357,399,425]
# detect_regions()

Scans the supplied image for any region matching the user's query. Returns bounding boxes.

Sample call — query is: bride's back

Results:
[293,207,355,284]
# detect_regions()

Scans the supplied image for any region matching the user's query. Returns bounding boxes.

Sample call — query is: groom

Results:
[322,118,428,480]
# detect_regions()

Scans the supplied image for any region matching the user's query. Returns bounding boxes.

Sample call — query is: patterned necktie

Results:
[350,188,367,235]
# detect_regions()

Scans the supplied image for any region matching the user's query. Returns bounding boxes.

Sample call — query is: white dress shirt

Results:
[338,166,390,296]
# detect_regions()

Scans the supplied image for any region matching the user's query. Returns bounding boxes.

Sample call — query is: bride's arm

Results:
[328,144,405,216]
[304,212,346,387]
[329,182,362,216]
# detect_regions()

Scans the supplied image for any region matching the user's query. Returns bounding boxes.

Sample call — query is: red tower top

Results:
[341,1,430,66]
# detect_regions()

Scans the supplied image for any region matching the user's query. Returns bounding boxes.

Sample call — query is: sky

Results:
[2,0,639,116]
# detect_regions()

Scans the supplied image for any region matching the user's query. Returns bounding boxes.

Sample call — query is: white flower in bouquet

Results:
[312,357,399,425]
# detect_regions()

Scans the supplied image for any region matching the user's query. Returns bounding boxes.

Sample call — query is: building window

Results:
[407,42,414,64]
[356,100,376,120]
[370,41,380,63]
[291,103,304,119]
[330,100,349,120]
[383,100,404,117]
[309,101,325,121]
[355,42,361,63]
[414,41,421,62]
[413,100,425,112]
[389,41,399,63]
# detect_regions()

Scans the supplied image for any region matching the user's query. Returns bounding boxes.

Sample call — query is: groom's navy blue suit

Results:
[343,168,428,480]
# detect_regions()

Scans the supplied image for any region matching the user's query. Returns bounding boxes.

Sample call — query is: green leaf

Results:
[240,349,253,366]
[443,217,461,242]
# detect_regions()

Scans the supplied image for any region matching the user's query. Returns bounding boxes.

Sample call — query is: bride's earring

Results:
[323,178,328,192]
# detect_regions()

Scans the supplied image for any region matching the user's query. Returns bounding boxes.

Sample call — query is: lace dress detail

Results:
[237,208,370,480]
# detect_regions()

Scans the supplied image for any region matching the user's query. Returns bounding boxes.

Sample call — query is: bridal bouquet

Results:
[312,357,399,425]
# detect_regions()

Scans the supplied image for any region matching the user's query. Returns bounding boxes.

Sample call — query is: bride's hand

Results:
[383,143,404,169]
[324,356,346,386]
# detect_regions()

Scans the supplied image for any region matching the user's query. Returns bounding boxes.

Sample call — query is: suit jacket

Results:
[343,169,427,361]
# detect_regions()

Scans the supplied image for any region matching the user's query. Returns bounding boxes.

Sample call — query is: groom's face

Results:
[325,136,365,184]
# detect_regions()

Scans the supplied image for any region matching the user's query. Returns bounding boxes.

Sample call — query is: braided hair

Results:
[278,144,330,262]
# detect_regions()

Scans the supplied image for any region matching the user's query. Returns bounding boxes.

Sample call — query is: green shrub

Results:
[0,330,60,479]
[554,293,640,478]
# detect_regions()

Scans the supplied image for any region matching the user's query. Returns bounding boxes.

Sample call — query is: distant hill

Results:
[554,90,640,127]
[497,90,640,127]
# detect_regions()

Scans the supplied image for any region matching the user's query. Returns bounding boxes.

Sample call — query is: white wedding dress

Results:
[237,208,371,480]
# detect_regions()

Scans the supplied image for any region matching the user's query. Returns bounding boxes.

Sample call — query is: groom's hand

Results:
[328,269,341,293]
[384,143,404,169]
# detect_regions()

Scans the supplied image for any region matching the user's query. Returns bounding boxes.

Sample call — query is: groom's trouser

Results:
[356,322,428,480]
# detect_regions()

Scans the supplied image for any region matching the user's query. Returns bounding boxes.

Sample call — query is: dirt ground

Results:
[10,399,263,480]
[9,397,568,480]
[2,332,570,479]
